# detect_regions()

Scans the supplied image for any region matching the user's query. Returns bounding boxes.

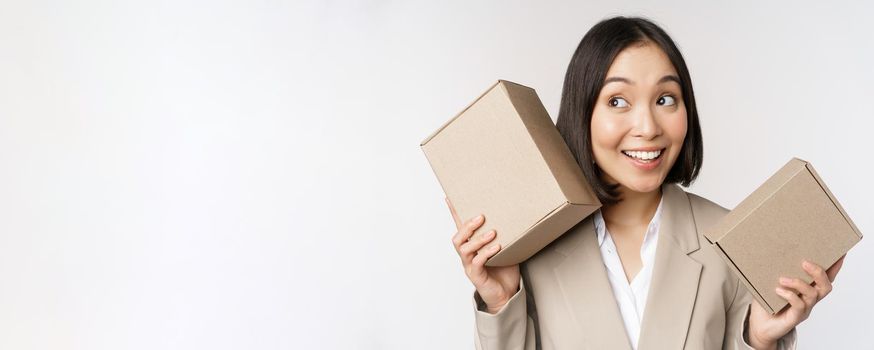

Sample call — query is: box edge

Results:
[704,158,807,243]
[420,80,505,146]
[803,162,864,241]
[711,242,781,315]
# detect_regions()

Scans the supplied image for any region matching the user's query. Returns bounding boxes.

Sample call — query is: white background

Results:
[1,1,872,349]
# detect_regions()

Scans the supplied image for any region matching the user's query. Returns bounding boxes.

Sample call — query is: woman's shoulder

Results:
[683,189,730,228]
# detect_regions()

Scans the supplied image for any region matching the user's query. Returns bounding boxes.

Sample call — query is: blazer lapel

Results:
[552,216,632,350]
[637,184,703,349]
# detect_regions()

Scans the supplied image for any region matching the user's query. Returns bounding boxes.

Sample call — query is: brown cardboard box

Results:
[704,158,863,314]
[421,80,601,266]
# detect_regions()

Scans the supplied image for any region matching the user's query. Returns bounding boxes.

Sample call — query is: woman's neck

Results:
[601,185,663,229]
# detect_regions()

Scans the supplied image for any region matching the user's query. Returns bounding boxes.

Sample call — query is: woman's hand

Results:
[447,197,521,314]
[747,254,846,349]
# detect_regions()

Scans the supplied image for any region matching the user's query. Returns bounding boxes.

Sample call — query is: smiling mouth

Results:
[621,148,665,163]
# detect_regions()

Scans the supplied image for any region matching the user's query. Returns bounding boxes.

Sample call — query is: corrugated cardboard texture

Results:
[421,80,600,266]
[705,158,863,314]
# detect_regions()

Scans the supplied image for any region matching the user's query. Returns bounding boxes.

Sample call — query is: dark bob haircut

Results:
[555,16,703,205]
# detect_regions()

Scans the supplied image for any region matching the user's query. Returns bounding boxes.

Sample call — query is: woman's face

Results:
[591,41,688,195]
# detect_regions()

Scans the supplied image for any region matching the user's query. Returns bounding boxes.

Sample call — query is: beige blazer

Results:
[472,183,797,350]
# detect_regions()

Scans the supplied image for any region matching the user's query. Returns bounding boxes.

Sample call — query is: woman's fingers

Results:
[779,277,818,306]
[825,254,846,282]
[471,243,501,266]
[775,286,808,321]
[459,229,496,260]
[451,214,484,251]
[470,243,502,282]
[803,260,833,299]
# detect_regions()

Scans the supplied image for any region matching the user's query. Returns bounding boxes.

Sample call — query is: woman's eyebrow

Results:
[603,75,681,86]
[658,75,681,85]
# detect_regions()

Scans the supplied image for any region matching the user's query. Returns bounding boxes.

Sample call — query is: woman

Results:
[447,16,845,350]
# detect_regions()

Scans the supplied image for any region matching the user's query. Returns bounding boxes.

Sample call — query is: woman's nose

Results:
[631,105,662,139]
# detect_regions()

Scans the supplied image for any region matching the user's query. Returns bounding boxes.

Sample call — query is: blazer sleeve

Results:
[472,275,536,350]
[725,277,798,350]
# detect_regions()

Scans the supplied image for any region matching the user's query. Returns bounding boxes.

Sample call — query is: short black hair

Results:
[556,16,703,205]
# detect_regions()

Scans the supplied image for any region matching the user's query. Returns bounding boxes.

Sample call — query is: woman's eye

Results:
[609,97,629,108]
[657,95,676,106]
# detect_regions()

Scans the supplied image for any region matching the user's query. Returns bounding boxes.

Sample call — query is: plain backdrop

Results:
[1,0,872,349]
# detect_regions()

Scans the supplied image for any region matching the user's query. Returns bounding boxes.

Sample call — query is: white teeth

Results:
[623,149,662,160]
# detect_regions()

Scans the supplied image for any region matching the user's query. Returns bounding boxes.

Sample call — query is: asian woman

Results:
[447,16,845,350]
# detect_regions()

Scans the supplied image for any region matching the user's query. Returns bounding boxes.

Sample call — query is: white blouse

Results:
[593,196,664,350]
[592,196,796,349]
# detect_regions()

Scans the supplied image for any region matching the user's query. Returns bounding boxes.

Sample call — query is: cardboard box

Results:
[704,158,863,314]
[420,80,601,266]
